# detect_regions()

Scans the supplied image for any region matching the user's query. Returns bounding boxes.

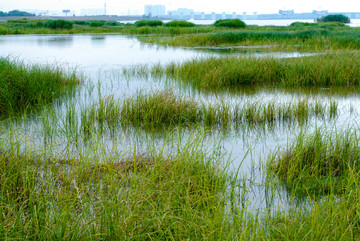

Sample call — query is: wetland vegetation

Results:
[1,17,360,239]
[82,90,337,132]
[137,51,360,88]
[0,57,80,117]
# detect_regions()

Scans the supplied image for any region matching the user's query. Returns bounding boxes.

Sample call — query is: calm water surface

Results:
[0,34,359,210]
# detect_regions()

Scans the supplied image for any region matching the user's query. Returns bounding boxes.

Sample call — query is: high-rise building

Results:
[144,5,166,17]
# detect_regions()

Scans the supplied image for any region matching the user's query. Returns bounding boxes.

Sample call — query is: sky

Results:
[1,0,360,15]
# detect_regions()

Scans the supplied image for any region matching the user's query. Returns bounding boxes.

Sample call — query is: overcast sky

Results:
[1,0,360,15]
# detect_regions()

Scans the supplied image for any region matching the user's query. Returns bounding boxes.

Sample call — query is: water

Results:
[1,34,360,211]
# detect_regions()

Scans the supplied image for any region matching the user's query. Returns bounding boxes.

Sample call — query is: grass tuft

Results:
[0,57,81,117]
[271,128,360,196]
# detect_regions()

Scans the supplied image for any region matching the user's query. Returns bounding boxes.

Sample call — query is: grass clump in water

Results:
[0,57,80,117]
[165,20,195,27]
[271,128,360,196]
[120,90,200,128]
[214,19,246,28]
[87,90,337,132]
[317,14,350,23]
[135,19,163,27]
[158,51,360,88]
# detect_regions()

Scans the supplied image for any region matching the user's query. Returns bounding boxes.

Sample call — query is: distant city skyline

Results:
[1,0,360,15]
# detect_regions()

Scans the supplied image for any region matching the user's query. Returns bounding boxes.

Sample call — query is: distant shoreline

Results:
[0,16,144,21]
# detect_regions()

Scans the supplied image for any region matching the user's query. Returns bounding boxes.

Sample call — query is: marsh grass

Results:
[120,90,200,129]
[0,96,358,240]
[267,191,360,240]
[142,26,360,52]
[214,19,246,28]
[0,57,81,117]
[270,128,360,196]
[84,90,337,133]
[0,19,215,35]
[266,127,360,239]
[0,133,258,240]
[147,51,360,88]
[165,20,196,28]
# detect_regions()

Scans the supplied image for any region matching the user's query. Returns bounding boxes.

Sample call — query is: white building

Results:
[144,5,166,17]
[80,8,105,16]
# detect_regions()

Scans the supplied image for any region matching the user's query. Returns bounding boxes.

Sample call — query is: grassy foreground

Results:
[0,134,255,240]
[139,51,360,89]
[0,57,80,117]
[2,128,360,240]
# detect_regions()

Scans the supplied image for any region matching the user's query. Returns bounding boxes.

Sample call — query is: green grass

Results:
[0,57,81,117]
[135,19,163,27]
[146,51,360,88]
[81,90,337,132]
[317,14,350,23]
[3,123,360,240]
[266,127,360,239]
[120,90,200,129]
[139,25,360,52]
[0,133,257,240]
[2,20,360,240]
[1,18,358,46]
[270,128,360,196]
[266,192,360,240]
[0,19,215,35]
[214,19,246,28]
[165,20,196,27]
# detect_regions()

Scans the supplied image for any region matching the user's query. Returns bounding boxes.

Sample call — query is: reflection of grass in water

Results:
[81,90,337,134]
[0,57,80,118]
[141,51,360,89]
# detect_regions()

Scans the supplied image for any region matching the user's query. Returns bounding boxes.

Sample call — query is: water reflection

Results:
[91,35,106,46]
[176,82,360,98]
[37,36,74,48]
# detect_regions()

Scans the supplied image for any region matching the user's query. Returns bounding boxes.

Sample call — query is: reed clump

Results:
[317,14,350,23]
[271,129,360,196]
[135,19,163,27]
[165,20,196,27]
[158,51,360,88]
[214,19,246,28]
[120,90,200,128]
[86,91,337,132]
[80,96,122,136]
[0,57,80,117]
